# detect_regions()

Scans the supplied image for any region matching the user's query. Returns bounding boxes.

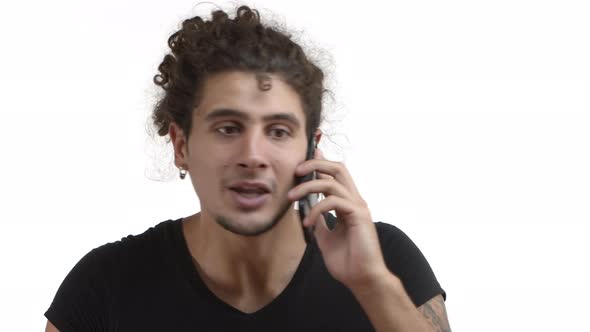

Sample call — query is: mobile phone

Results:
[295,137,319,244]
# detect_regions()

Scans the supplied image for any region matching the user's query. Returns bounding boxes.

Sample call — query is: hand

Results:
[288,148,390,291]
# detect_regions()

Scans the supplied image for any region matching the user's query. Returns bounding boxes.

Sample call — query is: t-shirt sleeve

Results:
[44,247,109,332]
[375,222,446,307]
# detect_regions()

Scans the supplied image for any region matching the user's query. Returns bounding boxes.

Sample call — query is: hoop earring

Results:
[179,167,187,180]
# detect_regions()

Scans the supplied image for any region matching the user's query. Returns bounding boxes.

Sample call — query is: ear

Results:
[313,128,323,147]
[169,122,189,169]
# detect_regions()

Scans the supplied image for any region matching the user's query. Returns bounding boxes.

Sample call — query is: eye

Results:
[269,127,291,139]
[216,125,241,136]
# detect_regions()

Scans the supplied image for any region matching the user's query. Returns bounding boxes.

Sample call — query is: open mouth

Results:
[228,187,270,209]
[230,188,268,197]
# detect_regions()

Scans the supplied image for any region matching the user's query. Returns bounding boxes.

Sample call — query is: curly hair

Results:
[151,5,326,144]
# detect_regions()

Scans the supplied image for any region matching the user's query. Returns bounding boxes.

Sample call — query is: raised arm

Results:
[417,294,452,332]
[44,320,60,332]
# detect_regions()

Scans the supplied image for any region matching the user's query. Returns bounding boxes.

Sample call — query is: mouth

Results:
[227,182,272,210]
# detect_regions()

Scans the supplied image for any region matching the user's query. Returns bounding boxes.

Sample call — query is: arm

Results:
[351,272,451,332]
[417,294,452,332]
[44,320,60,332]
[289,151,449,331]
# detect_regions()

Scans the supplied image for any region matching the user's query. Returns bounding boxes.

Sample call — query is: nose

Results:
[237,130,269,170]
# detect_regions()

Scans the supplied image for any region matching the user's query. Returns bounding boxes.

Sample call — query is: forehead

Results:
[195,71,305,122]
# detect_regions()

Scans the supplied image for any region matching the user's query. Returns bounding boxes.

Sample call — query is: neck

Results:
[182,209,307,298]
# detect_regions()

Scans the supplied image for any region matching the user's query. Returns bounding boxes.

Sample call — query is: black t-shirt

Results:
[45,216,445,332]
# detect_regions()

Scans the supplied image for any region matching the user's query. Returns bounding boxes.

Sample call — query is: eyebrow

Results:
[203,108,302,129]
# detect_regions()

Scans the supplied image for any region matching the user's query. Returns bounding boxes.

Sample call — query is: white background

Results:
[1,0,589,331]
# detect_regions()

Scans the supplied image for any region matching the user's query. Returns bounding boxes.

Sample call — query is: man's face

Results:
[177,71,310,236]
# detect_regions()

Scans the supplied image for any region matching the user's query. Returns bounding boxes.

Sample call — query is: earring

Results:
[179,166,187,180]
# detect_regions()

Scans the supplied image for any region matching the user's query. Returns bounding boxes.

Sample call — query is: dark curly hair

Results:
[151,5,326,145]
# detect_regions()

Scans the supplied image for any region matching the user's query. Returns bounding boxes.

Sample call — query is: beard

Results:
[215,196,294,237]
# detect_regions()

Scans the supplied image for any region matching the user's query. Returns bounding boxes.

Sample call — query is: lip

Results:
[226,180,272,210]
[227,180,271,193]
[228,189,270,209]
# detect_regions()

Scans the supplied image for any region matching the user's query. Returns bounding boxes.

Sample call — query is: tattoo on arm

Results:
[417,294,452,332]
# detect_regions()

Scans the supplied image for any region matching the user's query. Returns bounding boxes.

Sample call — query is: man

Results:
[45,6,450,332]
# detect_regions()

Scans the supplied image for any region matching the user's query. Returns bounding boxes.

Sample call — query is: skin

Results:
[418,294,452,332]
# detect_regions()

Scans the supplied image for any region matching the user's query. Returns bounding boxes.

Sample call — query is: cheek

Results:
[190,156,226,190]
[273,155,301,187]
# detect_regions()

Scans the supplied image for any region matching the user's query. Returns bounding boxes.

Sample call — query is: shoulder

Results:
[372,221,423,266]
[46,219,181,303]
[374,221,406,237]
[92,218,181,267]
[45,218,183,330]
[372,221,446,307]
[373,221,415,249]
[109,218,179,247]
[62,218,181,282]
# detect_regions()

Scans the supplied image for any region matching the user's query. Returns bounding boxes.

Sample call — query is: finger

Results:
[312,213,342,245]
[303,195,357,228]
[314,149,332,180]
[295,160,360,197]
[294,159,345,182]
[315,169,334,181]
[288,178,349,201]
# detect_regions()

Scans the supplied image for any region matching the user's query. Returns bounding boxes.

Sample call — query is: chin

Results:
[216,214,279,237]
[215,200,293,237]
